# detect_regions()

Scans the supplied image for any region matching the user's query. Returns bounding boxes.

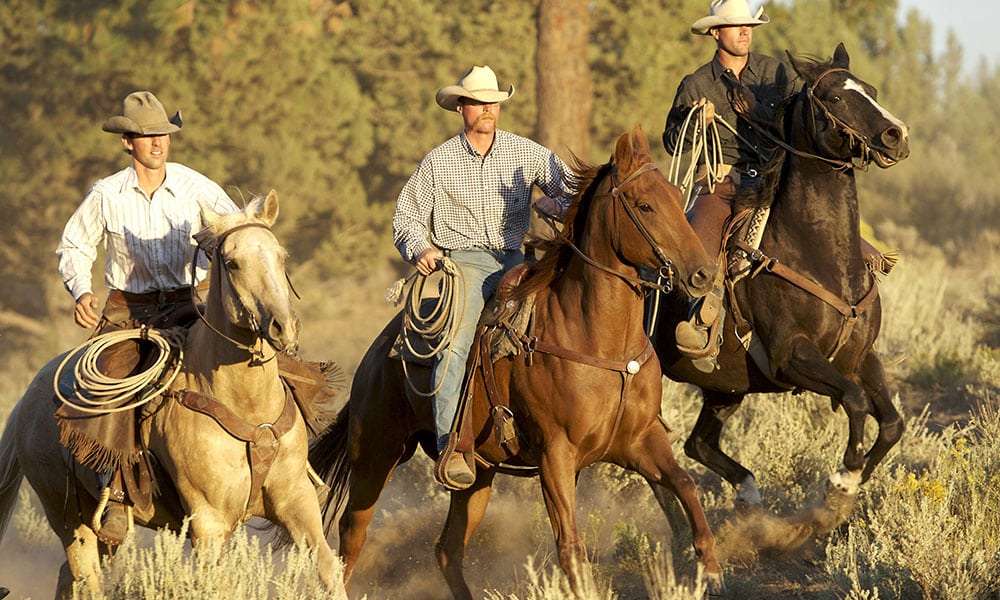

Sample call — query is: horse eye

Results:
[637,203,653,213]
[225,259,239,270]
[831,95,842,103]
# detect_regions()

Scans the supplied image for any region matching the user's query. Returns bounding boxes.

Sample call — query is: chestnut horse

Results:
[309,126,721,598]
[0,192,341,598]
[653,44,909,510]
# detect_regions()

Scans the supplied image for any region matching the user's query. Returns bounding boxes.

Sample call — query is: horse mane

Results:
[733,51,842,211]
[512,158,612,300]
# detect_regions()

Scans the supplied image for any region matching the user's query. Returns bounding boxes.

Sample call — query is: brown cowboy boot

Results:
[675,284,725,373]
[95,470,131,545]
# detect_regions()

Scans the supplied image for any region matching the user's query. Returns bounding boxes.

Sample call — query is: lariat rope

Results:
[53,326,186,415]
[384,257,466,397]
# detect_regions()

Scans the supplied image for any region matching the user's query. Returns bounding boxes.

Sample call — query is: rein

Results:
[190,222,292,365]
[562,162,676,295]
[740,67,885,172]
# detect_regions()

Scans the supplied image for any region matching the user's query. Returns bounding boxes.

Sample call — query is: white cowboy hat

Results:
[102,91,182,135]
[435,65,515,111]
[691,0,770,35]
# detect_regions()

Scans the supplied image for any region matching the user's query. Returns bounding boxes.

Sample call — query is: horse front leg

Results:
[773,336,870,518]
[857,350,904,483]
[633,422,723,594]
[537,445,590,595]
[264,475,344,594]
[57,523,104,600]
[436,469,496,600]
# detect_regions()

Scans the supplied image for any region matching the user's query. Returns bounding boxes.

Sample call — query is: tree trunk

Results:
[536,0,592,161]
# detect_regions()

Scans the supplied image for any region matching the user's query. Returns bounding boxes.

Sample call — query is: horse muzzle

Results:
[870,126,910,168]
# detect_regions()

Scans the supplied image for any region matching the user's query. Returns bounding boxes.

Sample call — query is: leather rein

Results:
[189,222,299,365]
[562,162,676,295]
[741,68,888,172]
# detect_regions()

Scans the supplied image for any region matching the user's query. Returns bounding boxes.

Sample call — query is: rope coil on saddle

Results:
[53,326,186,414]
[385,257,466,397]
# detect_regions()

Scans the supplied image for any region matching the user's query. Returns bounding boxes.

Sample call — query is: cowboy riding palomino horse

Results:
[653,43,909,512]
[0,192,342,598]
[309,126,724,598]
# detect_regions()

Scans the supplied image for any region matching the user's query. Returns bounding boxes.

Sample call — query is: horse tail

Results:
[0,402,24,543]
[309,403,352,537]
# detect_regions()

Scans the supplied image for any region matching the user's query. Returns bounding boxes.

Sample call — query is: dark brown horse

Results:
[653,43,909,510]
[310,126,722,597]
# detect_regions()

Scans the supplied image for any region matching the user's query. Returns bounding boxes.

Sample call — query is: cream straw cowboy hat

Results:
[691,0,770,35]
[102,91,183,135]
[435,65,515,111]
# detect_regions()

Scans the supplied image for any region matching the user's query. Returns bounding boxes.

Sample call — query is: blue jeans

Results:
[433,248,522,450]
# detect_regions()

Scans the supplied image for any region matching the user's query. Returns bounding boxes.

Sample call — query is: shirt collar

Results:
[710,52,761,81]
[459,130,503,158]
[122,164,175,198]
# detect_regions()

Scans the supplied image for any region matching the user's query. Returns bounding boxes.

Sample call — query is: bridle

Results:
[740,67,892,172]
[563,161,676,295]
[190,222,298,364]
[803,67,891,171]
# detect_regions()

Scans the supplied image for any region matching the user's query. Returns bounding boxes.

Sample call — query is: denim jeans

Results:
[433,247,522,450]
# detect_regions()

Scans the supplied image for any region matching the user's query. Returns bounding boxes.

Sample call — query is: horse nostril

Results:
[881,128,901,147]
[690,266,713,290]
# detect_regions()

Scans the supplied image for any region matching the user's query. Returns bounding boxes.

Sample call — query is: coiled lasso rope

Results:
[384,257,466,397]
[54,326,186,415]
[667,104,727,213]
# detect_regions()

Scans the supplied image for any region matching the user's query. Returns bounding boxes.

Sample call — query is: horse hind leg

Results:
[338,437,414,587]
[436,470,497,600]
[685,392,760,508]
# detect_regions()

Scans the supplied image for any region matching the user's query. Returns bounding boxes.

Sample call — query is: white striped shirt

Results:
[392,130,574,262]
[56,162,239,299]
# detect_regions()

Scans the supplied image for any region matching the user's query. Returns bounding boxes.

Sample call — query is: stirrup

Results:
[434,434,475,491]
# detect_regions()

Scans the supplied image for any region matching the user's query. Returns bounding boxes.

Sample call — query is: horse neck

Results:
[180,295,283,414]
[769,111,869,288]
[543,232,648,353]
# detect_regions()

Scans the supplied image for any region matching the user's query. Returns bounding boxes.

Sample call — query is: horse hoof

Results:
[705,572,726,598]
[826,470,861,496]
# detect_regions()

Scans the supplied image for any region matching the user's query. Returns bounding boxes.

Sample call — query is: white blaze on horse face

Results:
[843,79,910,138]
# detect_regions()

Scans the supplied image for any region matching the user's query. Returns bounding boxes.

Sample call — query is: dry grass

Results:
[1,246,998,599]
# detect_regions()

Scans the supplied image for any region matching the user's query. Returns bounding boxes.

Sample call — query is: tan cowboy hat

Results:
[435,65,515,111]
[102,91,183,135]
[691,0,770,35]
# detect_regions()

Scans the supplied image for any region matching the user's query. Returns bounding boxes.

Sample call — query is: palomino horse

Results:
[0,192,341,598]
[310,126,722,598]
[653,43,909,510]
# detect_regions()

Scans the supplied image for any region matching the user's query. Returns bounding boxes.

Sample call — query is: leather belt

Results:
[110,287,194,305]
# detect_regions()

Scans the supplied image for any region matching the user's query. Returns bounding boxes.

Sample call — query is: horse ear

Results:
[786,49,807,79]
[833,42,850,68]
[630,124,650,155]
[258,189,279,227]
[199,198,222,228]
[614,130,631,165]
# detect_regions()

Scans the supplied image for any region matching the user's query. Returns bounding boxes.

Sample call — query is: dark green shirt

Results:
[662,52,797,169]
